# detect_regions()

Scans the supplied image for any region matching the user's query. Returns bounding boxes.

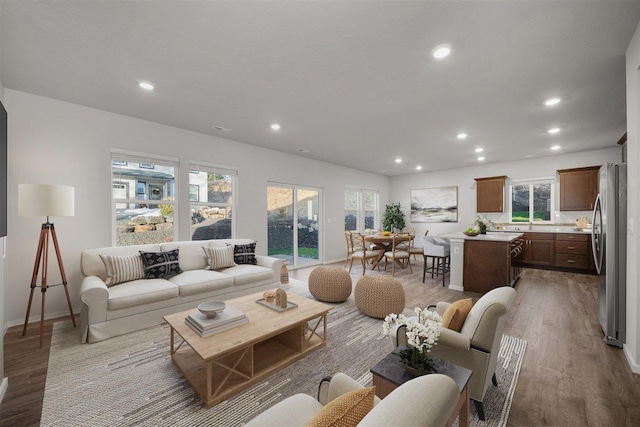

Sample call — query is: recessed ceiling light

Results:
[548,127,561,134]
[432,44,452,59]
[477,156,486,161]
[212,125,232,133]
[416,166,423,171]
[474,147,484,153]
[395,158,402,164]
[296,148,310,153]
[551,145,561,151]
[457,132,468,140]
[138,81,154,90]
[270,123,281,131]
[544,97,561,106]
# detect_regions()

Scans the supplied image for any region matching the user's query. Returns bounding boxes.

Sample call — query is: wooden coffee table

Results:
[370,350,472,427]
[164,292,331,408]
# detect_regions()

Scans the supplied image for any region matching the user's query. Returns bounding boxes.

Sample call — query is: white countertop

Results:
[490,227,592,234]
[441,232,524,242]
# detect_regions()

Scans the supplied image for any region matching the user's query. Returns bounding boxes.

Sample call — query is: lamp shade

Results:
[18,184,75,217]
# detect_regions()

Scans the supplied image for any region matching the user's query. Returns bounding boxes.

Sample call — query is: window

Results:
[344,187,379,231]
[189,162,236,240]
[189,184,199,202]
[509,180,554,223]
[111,151,178,246]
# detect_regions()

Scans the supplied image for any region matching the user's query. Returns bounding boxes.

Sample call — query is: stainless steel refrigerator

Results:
[591,163,626,347]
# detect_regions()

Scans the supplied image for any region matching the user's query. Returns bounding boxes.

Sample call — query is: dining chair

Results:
[407,229,428,260]
[383,234,412,276]
[344,231,355,268]
[349,233,382,275]
[422,235,450,286]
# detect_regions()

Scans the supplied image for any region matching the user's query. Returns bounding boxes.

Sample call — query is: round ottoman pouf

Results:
[355,275,406,319]
[308,266,353,302]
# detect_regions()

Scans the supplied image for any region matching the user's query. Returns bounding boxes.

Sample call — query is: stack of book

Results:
[185,305,248,337]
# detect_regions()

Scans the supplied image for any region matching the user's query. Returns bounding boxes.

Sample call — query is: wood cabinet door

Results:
[522,233,554,265]
[558,167,599,211]
[475,176,506,213]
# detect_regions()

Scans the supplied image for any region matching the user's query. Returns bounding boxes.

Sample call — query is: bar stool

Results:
[422,236,450,286]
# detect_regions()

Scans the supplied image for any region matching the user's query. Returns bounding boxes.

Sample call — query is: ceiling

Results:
[2,1,639,176]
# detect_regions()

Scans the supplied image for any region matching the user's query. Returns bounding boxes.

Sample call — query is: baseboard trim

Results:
[5,308,79,329]
[623,344,640,374]
[0,377,8,404]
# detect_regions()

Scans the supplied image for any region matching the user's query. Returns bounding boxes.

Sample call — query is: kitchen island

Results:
[440,232,524,293]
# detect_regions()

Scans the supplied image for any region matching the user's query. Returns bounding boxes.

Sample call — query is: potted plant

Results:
[382,203,406,232]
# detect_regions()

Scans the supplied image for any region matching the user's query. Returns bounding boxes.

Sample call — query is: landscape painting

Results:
[410,186,458,223]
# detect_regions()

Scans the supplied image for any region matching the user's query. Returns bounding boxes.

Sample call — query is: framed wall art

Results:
[410,186,458,223]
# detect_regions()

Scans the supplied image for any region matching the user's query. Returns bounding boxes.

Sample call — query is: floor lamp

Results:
[19,183,77,348]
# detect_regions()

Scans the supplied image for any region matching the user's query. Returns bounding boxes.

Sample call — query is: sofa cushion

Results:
[233,242,257,265]
[203,245,236,270]
[140,249,183,279]
[307,386,375,427]
[81,244,162,281]
[161,241,208,271]
[107,279,178,310]
[168,270,234,296]
[221,264,274,286]
[99,254,144,287]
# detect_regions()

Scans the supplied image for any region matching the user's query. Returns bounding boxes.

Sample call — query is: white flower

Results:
[382,308,442,354]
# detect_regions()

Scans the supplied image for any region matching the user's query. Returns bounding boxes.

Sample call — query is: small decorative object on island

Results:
[383,308,442,375]
[382,202,406,233]
[275,288,288,309]
[474,215,494,234]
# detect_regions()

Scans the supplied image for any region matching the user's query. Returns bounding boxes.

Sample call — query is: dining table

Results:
[364,233,414,270]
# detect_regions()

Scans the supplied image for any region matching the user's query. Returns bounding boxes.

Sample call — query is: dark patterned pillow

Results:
[139,249,183,279]
[232,242,257,265]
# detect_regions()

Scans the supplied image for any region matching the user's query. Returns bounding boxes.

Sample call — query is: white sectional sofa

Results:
[79,239,283,343]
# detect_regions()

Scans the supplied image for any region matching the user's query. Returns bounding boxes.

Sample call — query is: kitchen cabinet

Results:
[463,238,518,293]
[554,233,594,271]
[558,166,599,211]
[522,232,554,266]
[475,176,507,213]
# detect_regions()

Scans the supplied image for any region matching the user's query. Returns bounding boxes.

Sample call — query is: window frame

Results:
[508,178,555,224]
[111,150,179,246]
[188,161,237,241]
[344,186,379,231]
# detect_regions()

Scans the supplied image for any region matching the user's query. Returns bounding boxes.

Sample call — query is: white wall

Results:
[3,89,389,325]
[625,22,640,374]
[0,0,7,399]
[390,148,621,237]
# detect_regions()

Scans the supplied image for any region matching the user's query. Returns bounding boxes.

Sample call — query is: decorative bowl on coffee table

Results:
[198,301,226,318]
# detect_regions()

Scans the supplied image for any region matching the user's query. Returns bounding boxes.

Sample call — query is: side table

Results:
[370,350,472,427]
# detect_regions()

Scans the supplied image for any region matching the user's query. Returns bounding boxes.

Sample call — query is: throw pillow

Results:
[202,245,236,270]
[441,298,473,332]
[306,386,375,427]
[139,249,183,279]
[99,254,144,286]
[232,242,257,265]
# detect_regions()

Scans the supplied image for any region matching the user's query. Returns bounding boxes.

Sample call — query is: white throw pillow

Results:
[202,245,236,270]
[99,254,145,286]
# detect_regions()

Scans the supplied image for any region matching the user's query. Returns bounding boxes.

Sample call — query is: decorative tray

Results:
[255,298,298,312]
[463,231,479,236]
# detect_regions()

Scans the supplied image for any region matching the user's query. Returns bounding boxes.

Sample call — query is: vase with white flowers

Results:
[383,308,442,374]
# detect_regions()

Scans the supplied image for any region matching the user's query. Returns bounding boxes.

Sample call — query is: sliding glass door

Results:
[267,184,321,268]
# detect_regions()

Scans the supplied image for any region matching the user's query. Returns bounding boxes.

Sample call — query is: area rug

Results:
[41,280,526,427]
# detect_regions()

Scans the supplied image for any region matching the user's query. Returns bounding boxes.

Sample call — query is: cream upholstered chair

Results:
[423,235,450,286]
[383,234,412,276]
[244,372,460,427]
[349,233,382,275]
[391,286,517,421]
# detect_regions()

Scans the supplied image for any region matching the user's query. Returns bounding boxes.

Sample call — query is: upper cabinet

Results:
[557,166,599,211]
[475,176,507,213]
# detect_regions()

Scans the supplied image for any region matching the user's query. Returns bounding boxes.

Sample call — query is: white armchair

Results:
[244,372,460,427]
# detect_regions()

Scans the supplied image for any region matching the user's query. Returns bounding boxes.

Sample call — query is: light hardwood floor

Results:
[1,260,639,426]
